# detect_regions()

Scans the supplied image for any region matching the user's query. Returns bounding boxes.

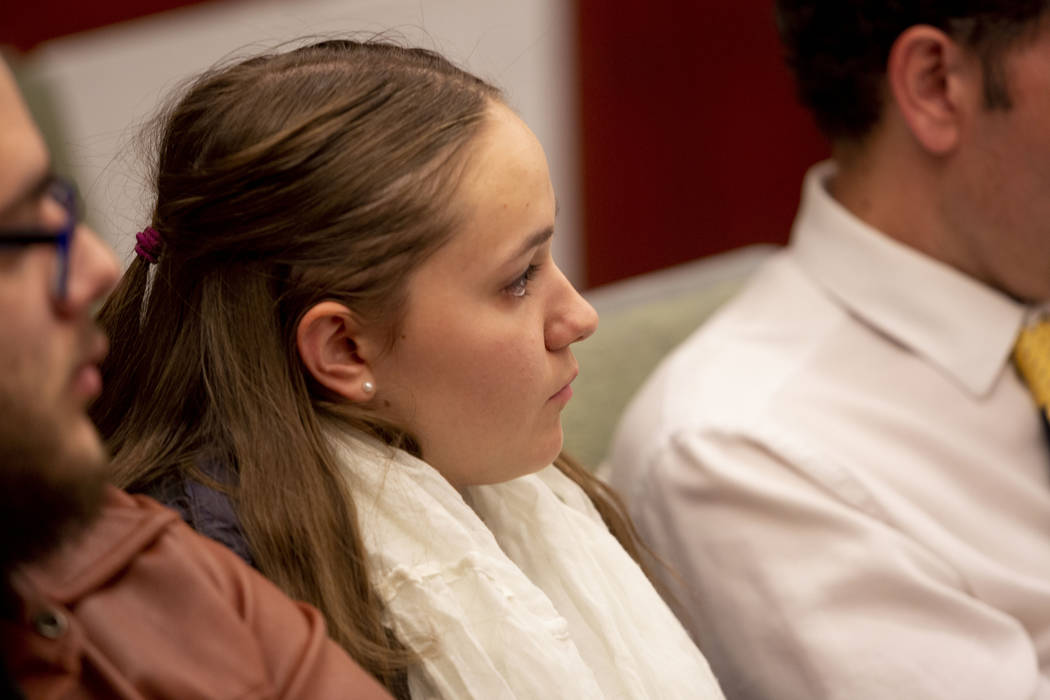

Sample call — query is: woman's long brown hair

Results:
[91,39,651,697]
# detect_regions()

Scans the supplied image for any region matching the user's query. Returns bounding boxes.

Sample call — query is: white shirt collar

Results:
[791,161,1028,397]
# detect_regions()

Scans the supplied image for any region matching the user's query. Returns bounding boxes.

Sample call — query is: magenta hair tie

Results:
[134,227,163,265]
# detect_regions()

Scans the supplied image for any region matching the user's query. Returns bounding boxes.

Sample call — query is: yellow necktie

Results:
[1014,321,1050,416]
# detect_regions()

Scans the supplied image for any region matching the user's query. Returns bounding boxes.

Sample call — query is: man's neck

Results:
[828,140,960,272]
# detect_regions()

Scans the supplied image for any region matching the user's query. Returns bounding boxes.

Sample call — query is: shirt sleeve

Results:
[630,428,1050,700]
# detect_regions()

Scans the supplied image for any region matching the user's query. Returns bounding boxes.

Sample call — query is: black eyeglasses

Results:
[0,177,77,301]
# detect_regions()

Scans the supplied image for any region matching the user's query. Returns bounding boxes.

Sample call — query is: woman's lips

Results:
[549,370,578,404]
[550,383,573,403]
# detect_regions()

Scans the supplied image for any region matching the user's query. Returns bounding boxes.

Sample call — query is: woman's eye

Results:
[505,264,539,298]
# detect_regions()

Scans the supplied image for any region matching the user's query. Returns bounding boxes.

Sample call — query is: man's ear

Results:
[887,25,975,155]
[296,301,378,402]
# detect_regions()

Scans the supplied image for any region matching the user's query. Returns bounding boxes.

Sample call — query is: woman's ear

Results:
[887,25,976,155]
[296,301,378,402]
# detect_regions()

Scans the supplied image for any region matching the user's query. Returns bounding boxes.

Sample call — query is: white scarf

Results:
[327,427,724,699]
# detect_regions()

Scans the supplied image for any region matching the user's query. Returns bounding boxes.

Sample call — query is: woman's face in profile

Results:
[368,103,597,487]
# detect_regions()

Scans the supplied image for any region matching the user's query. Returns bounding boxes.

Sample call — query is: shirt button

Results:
[33,609,68,640]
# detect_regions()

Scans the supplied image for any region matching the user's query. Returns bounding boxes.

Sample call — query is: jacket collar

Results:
[18,487,179,604]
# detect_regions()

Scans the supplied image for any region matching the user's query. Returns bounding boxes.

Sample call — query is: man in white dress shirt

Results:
[608,2,1050,698]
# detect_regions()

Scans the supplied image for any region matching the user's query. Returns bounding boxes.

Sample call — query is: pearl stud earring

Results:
[362,381,375,394]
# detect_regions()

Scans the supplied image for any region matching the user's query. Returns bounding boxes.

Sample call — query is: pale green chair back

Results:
[562,245,776,470]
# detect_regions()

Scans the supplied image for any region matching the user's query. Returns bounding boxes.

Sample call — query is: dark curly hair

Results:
[775,1,1050,141]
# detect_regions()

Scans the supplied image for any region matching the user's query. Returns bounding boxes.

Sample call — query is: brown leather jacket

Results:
[2,487,392,699]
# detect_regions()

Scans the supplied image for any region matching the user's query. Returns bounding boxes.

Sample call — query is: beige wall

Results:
[16,0,582,283]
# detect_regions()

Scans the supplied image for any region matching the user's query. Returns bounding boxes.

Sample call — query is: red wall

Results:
[576,0,829,286]
[2,0,215,52]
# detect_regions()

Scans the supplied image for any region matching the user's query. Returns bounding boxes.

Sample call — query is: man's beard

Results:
[0,401,107,579]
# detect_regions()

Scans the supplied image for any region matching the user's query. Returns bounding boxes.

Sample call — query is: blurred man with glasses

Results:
[0,59,391,699]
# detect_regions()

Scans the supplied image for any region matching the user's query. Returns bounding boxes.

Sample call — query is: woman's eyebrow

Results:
[509,226,554,261]
[506,198,558,261]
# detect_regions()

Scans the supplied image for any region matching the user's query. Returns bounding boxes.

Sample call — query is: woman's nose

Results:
[545,267,598,351]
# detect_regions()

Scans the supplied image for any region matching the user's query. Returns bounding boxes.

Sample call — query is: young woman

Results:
[91,40,722,699]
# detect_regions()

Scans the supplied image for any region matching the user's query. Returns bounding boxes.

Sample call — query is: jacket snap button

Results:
[33,609,68,640]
